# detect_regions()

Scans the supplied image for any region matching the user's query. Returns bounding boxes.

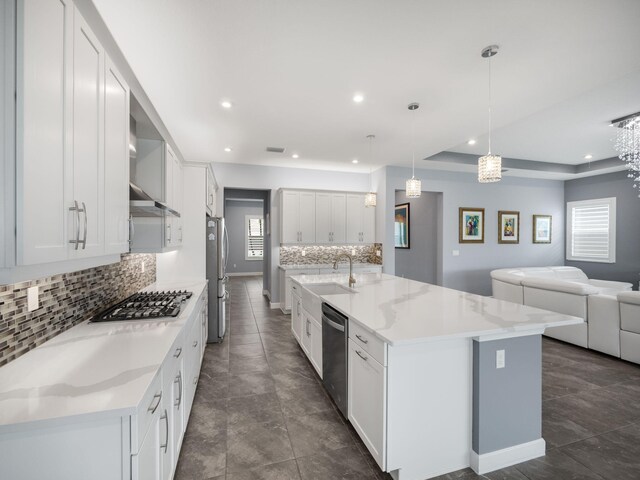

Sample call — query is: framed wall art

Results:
[395,203,410,248]
[498,211,520,244]
[459,207,485,243]
[533,214,552,243]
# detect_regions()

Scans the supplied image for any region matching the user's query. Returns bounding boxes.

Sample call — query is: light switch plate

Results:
[351,249,356,256]
[376,250,381,257]
[496,349,505,369]
[301,250,306,257]
[452,250,460,256]
[141,261,145,273]
[27,286,39,312]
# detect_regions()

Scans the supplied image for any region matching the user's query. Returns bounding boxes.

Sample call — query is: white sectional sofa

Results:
[490,267,632,349]
[588,292,640,362]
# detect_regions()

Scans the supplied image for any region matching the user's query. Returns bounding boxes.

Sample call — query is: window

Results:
[566,197,616,263]
[246,215,264,260]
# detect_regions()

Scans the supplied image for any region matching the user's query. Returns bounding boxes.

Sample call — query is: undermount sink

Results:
[306,283,354,296]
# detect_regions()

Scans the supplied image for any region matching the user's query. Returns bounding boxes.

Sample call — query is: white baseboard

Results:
[269,302,281,309]
[263,289,271,300]
[227,272,262,277]
[471,439,545,475]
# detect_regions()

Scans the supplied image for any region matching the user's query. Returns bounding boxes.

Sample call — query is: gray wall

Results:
[394,191,442,285]
[382,166,566,295]
[565,171,640,289]
[473,336,542,454]
[224,199,264,274]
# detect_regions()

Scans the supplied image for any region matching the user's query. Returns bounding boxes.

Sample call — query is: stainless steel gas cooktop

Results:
[92,290,193,322]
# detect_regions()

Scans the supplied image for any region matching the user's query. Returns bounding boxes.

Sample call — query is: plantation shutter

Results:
[247,217,264,258]
[567,198,616,263]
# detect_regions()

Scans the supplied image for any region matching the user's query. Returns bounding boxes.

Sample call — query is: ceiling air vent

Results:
[266,147,286,153]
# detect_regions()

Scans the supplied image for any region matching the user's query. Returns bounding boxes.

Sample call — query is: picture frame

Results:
[459,207,485,243]
[498,211,520,244]
[395,203,410,248]
[533,214,552,244]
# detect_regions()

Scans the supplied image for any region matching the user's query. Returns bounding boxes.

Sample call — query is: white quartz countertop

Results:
[290,273,583,345]
[278,263,382,270]
[0,280,207,432]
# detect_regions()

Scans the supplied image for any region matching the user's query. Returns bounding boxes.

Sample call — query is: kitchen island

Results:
[290,273,582,480]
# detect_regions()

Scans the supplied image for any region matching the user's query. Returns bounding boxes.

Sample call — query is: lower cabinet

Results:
[296,306,323,378]
[348,338,387,470]
[291,292,302,342]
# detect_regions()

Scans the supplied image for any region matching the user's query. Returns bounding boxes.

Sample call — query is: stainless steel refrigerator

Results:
[206,215,229,343]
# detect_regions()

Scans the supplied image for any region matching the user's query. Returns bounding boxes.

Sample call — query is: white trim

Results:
[471,439,545,475]
[474,329,545,342]
[262,289,271,300]
[566,197,616,263]
[227,272,262,277]
[270,302,281,309]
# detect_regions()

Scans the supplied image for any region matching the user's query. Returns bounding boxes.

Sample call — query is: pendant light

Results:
[478,44,502,183]
[364,134,377,207]
[406,102,421,198]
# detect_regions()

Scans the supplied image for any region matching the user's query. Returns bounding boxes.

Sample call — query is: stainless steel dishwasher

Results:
[322,303,348,418]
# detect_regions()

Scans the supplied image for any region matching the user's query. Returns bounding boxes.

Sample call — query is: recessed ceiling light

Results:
[220,100,233,109]
[584,154,593,160]
[292,154,299,159]
[467,139,477,145]
[224,147,232,152]
[353,93,364,103]
[352,159,359,164]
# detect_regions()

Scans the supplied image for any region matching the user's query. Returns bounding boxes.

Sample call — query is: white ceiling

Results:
[92,0,640,175]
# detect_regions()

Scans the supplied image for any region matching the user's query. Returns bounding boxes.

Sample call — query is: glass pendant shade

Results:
[406,177,422,198]
[364,192,377,207]
[613,113,640,197]
[478,154,502,183]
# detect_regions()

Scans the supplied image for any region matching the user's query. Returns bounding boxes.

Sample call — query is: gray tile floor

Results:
[175,277,640,480]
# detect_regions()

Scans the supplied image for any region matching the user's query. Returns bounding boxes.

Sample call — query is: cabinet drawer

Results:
[131,369,163,454]
[349,321,386,366]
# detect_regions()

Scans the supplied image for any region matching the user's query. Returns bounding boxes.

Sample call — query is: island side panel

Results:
[386,337,472,480]
[472,335,544,471]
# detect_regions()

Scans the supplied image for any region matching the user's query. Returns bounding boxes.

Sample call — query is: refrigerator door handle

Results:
[223,224,229,274]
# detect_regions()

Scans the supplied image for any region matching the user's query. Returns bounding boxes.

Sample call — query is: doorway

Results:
[394,190,443,285]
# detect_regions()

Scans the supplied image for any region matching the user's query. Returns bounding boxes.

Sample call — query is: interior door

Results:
[72,8,104,258]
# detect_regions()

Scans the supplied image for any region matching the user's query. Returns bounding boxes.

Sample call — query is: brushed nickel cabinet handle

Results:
[80,202,87,249]
[174,347,182,358]
[355,334,368,344]
[174,371,182,408]
[148,392,162,413]
[69,201,80,249]
[356,350,368,361]
[160,410,169,453]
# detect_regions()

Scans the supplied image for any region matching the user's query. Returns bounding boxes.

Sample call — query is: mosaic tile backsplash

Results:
[0,253,156,366]
[279,244,383,265]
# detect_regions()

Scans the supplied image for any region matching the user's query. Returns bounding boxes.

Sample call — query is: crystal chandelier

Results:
[478,45,502,183]
[364,134,377,207]
[612,112,640,197]
[406,102,422,198]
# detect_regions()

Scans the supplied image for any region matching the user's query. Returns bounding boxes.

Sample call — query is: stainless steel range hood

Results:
[130,183,180,217]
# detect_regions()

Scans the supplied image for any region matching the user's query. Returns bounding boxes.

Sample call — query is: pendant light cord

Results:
[488,54,492,155]
[412,107,416,179]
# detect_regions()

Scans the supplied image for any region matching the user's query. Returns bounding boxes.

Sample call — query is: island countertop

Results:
[0,280,207,432]
[290,273,583,346]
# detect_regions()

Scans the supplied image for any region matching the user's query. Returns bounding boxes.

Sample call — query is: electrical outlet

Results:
[351,249,356,256]
[376,250,381,257]
[141,261,145,273]
[301,250,306,257]
[452,250,460,256]
[27,286,39,312]
[496,349,505,369]
[233,263,237,268]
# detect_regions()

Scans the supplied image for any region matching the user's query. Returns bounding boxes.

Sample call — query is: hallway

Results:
[175,277,640,480]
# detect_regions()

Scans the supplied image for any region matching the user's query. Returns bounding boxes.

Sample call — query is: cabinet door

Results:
[134,414,162,480]
[291,293,302,342]
[300,309,312,356]
[281,191,300,243]
[346,194,364,243]
[164,144,175,208]
[104,55,130,254]
[17,0,73,265]
[73,9,104,258]
[172,360,185,459]
[362,202,376,244]
[310,319,323,377]
[315,193,332,243]
[160,394,171,480]
[348,339,386,469]
[172,157,183,244]
[298,192,316,244]
[331,194,347,244]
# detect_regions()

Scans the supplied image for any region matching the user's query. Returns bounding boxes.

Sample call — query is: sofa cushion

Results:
[549,267,589,282]
[520,277,599,295]
[618,292,640,306]
[619,292,640,335]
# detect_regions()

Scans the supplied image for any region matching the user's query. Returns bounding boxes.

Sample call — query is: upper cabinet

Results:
[15,1,130,266]
[281,190,316,244]
[280,189,375,245]
[206,167,217,216]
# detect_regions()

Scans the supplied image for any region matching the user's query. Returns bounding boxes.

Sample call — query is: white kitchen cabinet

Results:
[104,55,130,254]
[16,0,74,265]
[315,192,346,243]
[300,307,312,356]
[279,268,320,313]
[291,292,302,342]
[346,194,375,244]
[348,338,387,469]
[281,190,316,244]
[309,317,323,377]
[72,9,105,258]
[133,403,162,480]
[206,167,217,215]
